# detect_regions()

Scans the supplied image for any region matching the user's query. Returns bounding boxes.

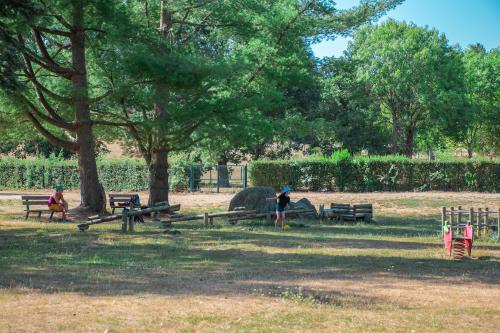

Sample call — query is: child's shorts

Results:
[49,203,64,212]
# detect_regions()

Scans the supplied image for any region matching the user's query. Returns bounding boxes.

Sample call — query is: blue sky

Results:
[311,0,500,58]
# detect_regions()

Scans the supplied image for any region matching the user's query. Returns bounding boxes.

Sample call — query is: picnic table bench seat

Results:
[22,195,61,220]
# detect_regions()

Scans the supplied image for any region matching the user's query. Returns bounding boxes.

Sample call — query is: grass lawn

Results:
[0,191,499,332]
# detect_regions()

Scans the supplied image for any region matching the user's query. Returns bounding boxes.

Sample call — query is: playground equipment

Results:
[441,206,499,260]
[443,220,474,260]
[160,207,316,228]
[78,203,180,232]
[441,206,499,238]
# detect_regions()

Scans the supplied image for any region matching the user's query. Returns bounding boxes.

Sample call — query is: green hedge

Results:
[0,158,190,191]
[249,157,500,192]
[2,157,499,192]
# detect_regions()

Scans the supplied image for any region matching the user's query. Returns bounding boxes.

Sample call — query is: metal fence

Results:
[188,164,248,192]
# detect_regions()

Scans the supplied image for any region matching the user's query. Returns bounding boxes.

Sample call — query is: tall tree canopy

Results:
[0,0,146,211]
[94,0,403,203]
[349,19,465,157]
[459,45,500,157]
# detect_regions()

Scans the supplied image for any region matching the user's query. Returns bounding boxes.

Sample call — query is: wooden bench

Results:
[109,193,139,214]
[320,203,373,223]
[22,195,61,220]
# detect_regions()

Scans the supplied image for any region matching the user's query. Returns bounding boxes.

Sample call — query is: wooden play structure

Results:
[441,206,499,238]
[441,206,499,260]
[78,203,180,232]
[160,207,317,228]
[319,203,373,223]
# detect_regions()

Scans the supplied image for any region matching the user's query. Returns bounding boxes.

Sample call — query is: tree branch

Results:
[20,94,76,130]
[20,103,78,152]
[34,26,71,37]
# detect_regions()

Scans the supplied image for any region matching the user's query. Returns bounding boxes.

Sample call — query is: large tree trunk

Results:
[148,146,169,206]
[147,1,171,206]
[403,126,414,158]
[467,147,473,159]
[71,1,105,212]
[390,111,399,154]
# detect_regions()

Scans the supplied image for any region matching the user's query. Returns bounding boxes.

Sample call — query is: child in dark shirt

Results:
[275,185,291,229]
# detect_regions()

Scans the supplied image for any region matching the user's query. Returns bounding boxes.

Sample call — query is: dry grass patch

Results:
[0,191,499,332]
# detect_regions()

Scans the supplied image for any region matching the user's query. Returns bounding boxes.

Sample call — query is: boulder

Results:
[229,187,276,213]
[290,198,317,217]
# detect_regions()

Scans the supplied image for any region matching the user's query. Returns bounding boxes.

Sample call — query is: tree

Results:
[460,45,500,158]
[317,56,390,154]
[0,0,136,212]
[350,19,465,157]
[97,0,403,203]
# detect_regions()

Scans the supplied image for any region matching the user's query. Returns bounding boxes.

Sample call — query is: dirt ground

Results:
[1,189,499,216]
[1,190,499,332]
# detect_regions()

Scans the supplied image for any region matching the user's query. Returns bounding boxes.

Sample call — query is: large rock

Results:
[229,187,276,213]
[290,198,317,217]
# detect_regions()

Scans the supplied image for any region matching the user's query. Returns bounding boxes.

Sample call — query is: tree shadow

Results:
[1,224,499,297]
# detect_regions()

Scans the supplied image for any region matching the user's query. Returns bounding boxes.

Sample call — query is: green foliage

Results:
[0,158,191,191]
[458,46,500,157]
[250,157,500,192]
[349,19,466,156]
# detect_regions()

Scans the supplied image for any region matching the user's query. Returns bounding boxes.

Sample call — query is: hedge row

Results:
[1,157,499,192]
[0,158,190,191]
[249,158,500,192]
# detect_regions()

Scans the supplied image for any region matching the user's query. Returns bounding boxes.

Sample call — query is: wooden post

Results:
[319,204,324,224]
[121,208,128,232]
[458,205,462,225]
[469,208,474,227]
[128,216,134,232]
[484,207,489,236]
[450,207,455,229]
[266,212,272,225]
[203,212,209,227]
[477,208,482,238]
[441,207,446,235]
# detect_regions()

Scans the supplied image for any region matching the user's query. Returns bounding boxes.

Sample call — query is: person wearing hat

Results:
[275,185,291,229]
[48,185,69,220]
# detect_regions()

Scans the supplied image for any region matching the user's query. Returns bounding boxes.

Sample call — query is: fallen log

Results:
[78,214,122,231]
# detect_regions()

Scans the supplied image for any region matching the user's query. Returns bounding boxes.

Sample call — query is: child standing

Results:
[48,185,69,221]
[275,185,291,229]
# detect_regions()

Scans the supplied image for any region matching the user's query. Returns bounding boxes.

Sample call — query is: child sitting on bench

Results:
[48,185,69,220]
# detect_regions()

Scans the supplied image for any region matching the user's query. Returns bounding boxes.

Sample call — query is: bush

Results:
[0,158,191,191]
[249,156,500,192]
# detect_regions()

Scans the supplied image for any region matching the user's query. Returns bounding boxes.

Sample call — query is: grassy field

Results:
[0,191,499,332]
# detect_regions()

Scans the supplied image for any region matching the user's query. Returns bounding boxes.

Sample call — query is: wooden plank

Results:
[208,210,257,218]
[22,200,49,205]
[477,208,482,237]
[127,205,171,217]
[161,215,203,223]
[109,193,137,197]
[21,195,50,200]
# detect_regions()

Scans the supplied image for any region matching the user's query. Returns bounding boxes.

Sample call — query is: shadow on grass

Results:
[0,221,499,297]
